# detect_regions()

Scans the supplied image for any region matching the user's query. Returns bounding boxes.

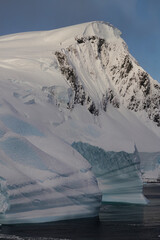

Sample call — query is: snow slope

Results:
[0,21,159,152]
[0,21,159,223]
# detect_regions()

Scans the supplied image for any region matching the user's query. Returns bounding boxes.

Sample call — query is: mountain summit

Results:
[0,21,159,128]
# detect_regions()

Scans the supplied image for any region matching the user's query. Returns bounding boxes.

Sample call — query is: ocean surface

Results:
[0,184,160,240]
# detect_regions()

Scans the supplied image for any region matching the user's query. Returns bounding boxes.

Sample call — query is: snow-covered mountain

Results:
[0,21,159,223]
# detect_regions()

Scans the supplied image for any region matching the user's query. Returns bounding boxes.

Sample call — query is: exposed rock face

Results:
[55,32,160,126]
[106,46,160,126]
[55,51,85,106]
[55,50,99,115]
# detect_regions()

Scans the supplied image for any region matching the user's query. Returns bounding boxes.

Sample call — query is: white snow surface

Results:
[0,21,159,152]
[0,21,159,223]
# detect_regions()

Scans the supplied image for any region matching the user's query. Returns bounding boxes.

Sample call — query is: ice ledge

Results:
[72,142,147,205]
[0,205,99,225]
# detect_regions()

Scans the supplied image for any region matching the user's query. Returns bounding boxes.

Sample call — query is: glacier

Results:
[0,21,159,224]
[72,142,147,204]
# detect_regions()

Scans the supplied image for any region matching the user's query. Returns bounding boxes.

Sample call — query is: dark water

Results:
[0,184,160,240]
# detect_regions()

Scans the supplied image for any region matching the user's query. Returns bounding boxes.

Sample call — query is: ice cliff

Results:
[0,120,101,224]
[72,142,146,204]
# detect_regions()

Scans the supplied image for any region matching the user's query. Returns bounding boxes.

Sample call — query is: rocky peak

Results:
[52,22,160,126]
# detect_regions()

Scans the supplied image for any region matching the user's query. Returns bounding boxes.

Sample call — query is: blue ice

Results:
[0,137,46,169]
[72,142,147,204]
[0,115,44,137]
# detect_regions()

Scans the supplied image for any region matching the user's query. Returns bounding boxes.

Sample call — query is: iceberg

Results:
[72,142,147,204]
[140,152,160,183]
[0,129,101,224]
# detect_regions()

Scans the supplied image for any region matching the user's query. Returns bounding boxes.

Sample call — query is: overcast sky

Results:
[0,0,160,82]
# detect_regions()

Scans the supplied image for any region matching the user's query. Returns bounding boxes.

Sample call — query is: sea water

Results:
[0,184,160,240]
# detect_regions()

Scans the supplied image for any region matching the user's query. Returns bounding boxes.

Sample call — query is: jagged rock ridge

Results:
[53,25,160,126]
